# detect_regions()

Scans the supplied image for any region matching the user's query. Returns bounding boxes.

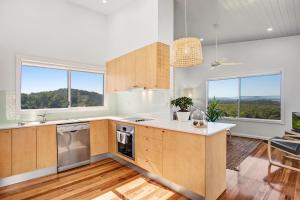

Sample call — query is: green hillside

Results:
[21,88,103,109]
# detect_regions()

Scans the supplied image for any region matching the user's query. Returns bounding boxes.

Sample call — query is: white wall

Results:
[0,0,117,122]
[107,0,159,60]
[175,35,300,138]
[107,0,174,117]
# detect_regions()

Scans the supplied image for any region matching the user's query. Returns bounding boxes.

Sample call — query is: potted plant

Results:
[205,97,225,122]
[171,97,193,121]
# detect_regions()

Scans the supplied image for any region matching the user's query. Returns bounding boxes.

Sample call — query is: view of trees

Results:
[21,88,104,109]
[210,97,281,120]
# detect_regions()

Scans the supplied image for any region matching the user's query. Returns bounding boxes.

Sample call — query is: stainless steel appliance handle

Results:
[67,133,72,146]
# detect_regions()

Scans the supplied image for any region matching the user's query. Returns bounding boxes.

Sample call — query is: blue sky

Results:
[208,74,281,98]
[21,65,104,94]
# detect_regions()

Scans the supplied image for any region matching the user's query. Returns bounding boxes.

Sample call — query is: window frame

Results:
[16,55,107,113]
[206,71,284,124]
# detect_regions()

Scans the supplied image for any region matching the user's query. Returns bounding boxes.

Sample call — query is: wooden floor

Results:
[0,158,187,200]
[219,143,300,200]
[0,143,299,200]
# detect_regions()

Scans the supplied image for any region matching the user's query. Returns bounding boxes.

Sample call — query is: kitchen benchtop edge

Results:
[0,116,236,136]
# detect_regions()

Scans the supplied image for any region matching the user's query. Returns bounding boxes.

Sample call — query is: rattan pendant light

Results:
[170,0,203,67]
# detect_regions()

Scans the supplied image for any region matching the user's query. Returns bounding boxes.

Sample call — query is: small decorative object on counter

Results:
[171,96,193,121]
[191,108,207,128]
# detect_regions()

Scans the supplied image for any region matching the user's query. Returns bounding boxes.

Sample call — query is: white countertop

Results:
[0,116,236,136]
[131,119,236,136]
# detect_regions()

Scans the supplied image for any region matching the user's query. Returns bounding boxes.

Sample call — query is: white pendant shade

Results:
[170,37,203,67]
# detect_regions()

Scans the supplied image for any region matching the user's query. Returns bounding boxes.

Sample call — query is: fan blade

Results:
[221,62,243,66]
[218,57,229,62]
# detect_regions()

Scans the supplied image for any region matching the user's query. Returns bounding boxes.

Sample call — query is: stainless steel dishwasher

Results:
[57,123,90,172]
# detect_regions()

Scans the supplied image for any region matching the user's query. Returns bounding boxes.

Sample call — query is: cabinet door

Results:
[108,120,117,154]
[37,125,57,169]
[162,130,206,196]
[12,127,37,175]
[106,59,118,93]
[156,43,170,89]
[0,129,12,178]
[90,120,108,156]
[135,45,156,89]
[124,52,136,89]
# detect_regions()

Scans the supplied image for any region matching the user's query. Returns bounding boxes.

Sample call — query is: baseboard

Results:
[229,131,269,140]
[91,153,110,163]
[0,166,57,187]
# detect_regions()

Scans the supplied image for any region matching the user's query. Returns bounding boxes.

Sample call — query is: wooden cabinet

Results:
[108,120,117,154]
[37,125,57,169]
[0,129,12,178]
[162,130,206,196]
[205,131,227,200]
[135,126,163,175]
[106,42,170,92]
[12,127,37,175]
[90,120,108,156]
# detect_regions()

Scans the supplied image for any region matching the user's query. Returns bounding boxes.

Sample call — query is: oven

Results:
[116,124,135,160]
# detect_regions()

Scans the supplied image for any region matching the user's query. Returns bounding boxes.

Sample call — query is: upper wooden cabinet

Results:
[0,129,12,178]
[90,120,108,156]
[106,42,170,92]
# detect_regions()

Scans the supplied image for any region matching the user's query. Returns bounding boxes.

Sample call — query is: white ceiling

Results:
[175,0,300,45]
[68,0,134,15]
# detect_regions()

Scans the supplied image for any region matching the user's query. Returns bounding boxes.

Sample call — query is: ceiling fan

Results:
[210,24,243,70]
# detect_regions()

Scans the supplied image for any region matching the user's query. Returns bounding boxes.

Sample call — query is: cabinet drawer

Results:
[136,156,162,176]
[137,126,163,141]
[136,136,162,153]
[136,145,162,162]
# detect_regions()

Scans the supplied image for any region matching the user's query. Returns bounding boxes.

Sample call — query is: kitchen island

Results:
[109,119,235,200]
[0,117,235,200]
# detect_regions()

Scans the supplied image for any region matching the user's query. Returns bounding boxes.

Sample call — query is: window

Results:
[208,73,282,121]
[208,78,239,117]
[71,71,104,107]
[20,63,104,110]
[21,66,68,109]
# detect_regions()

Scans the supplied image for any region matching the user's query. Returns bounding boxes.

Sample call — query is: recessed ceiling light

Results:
[102,0,108,4]
[267,27,273,32]
[200,38,204,42]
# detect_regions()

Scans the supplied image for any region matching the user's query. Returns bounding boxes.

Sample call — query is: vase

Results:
[176,111,190,122]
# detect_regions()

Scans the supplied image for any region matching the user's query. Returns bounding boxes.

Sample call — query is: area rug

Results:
[227,136,262,171]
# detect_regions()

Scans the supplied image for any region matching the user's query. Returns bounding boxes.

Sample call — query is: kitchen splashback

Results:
[115,89,171,117]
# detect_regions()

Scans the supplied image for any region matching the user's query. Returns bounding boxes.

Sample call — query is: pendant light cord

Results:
[215,0,220,61]
[185,0,187,37]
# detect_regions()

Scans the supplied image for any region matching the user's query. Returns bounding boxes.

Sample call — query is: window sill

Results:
[221,117,285,125]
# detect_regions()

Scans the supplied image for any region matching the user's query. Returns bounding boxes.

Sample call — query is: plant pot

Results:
[176,111,190,122]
